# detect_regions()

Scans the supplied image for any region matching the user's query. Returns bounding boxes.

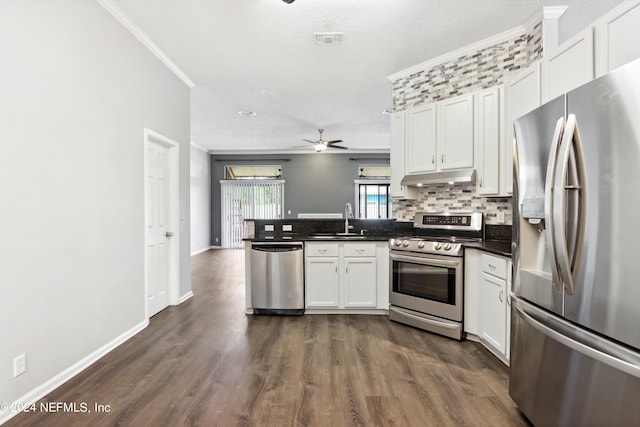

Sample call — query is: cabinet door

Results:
[504,63,541,195]
[437,93,474,170]
[595,0,640,77]
[475,87,501,195]
[390,111,417,199]
[305,257,339,308]
[406,103,437,174]
[343,258,377,308]
[480,272,507,355]
[541,27,594,103]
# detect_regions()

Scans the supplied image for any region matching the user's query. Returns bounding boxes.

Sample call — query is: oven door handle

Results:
[389,252,462,268]
[391,307,461,331]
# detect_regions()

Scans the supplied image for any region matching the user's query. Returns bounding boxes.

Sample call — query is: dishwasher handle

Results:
[251,244,303,252]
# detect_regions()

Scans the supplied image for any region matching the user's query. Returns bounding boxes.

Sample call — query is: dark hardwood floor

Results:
[7,249,530,427]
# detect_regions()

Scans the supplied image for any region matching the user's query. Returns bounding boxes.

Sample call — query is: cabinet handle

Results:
[356,249,364,254]
[318,249,327,253]
[488,263,496,269]
[346,266,348,274]
[432,154,435,164]
[441,153,444,163]
[499,290,504,302]
[479,177,483,187]
[335,266,338,273]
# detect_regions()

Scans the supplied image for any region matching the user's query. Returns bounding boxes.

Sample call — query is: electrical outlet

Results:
[497,211,505,223]
[215,237,219,243]
[13,353,26,377]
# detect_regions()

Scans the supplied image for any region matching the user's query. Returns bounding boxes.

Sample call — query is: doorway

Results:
[144,128,180,318]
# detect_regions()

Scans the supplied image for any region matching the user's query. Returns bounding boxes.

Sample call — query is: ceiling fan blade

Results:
[328,145,348,150]
[302,139,318,144]
[326,140,343,145]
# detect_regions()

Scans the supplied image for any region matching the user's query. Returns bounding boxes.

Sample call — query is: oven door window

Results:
[392,260,456,305]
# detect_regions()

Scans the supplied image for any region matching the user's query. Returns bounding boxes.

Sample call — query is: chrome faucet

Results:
[344,202,353,234]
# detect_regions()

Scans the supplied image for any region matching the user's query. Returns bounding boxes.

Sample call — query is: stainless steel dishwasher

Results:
[250,242,304,315]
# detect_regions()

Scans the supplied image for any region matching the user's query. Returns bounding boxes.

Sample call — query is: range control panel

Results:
[413,212,483,231]
[421,215,470,226]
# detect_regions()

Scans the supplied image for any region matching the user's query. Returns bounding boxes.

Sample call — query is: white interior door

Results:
[146,140,170,317]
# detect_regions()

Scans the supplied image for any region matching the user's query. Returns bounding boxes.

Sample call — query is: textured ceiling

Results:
[111,0,605,153]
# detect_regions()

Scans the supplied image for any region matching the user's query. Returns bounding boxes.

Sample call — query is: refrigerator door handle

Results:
[514,299,640,379]
[544,117,566,293]
[552,114,586,295]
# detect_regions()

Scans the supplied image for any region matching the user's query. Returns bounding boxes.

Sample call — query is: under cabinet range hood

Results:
[400,169,476,187]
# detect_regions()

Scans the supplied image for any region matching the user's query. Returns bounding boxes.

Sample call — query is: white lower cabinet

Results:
[464,249,511,365]
[343,257,377,308]
[305,241,387,311]
[305,257,340,308]
[480,271,507,356]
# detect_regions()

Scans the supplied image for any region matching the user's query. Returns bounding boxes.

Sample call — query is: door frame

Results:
[144,128,180,318]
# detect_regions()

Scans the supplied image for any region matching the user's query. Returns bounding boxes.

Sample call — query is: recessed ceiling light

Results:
[238,111,256,117]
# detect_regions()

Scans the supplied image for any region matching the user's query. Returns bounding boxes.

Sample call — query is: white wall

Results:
[0,0,190,416]
[190,145,211,254]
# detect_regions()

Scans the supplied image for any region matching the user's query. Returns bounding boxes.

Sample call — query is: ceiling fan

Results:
[300,129,348,152]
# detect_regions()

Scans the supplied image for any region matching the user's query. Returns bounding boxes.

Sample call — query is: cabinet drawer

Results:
[343,243,376,257]
[305,243,339,257]
[482,253,507,279]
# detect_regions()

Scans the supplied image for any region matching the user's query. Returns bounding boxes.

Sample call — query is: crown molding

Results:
[388,6,565,82]
[543,5,569,20]
[388,25,525,81]
[190,141,209,153]
[97,0,195,88]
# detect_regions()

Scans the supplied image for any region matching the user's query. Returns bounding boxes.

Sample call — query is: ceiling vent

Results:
[313,32,343,45]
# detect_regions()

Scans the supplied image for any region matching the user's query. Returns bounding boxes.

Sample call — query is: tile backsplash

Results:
[392,22,542,110]
[393,185,512,225]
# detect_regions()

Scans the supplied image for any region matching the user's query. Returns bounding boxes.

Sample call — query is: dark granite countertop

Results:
[464,241,512,257]
[244,222,513,256]
[244,234,392,242]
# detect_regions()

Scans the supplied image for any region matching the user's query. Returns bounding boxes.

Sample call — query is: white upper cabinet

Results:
[541,26,595,103]
[390,111,418,199]
[595,0,640,77]
[437,93,475,170]
[405,103,438,174]
[503,62,541,195]
[474,87,502,195]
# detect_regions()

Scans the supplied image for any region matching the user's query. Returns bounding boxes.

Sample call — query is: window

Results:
[354,165,391,219]
[355,180,391,219]
[220,165,284,248]
[224,165,282,179]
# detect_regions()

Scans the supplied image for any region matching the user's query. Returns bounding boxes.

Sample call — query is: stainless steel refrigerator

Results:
[510,58,640,426]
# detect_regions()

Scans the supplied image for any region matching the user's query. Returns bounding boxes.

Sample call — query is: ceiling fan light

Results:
[315,144,326,152]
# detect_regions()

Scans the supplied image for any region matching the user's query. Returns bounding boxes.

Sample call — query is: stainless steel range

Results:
[389,212,483,340]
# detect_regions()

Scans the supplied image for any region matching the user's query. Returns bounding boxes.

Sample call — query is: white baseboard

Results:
[178,291,194,304]
[190,246,213,256]
[0,319,148,425]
